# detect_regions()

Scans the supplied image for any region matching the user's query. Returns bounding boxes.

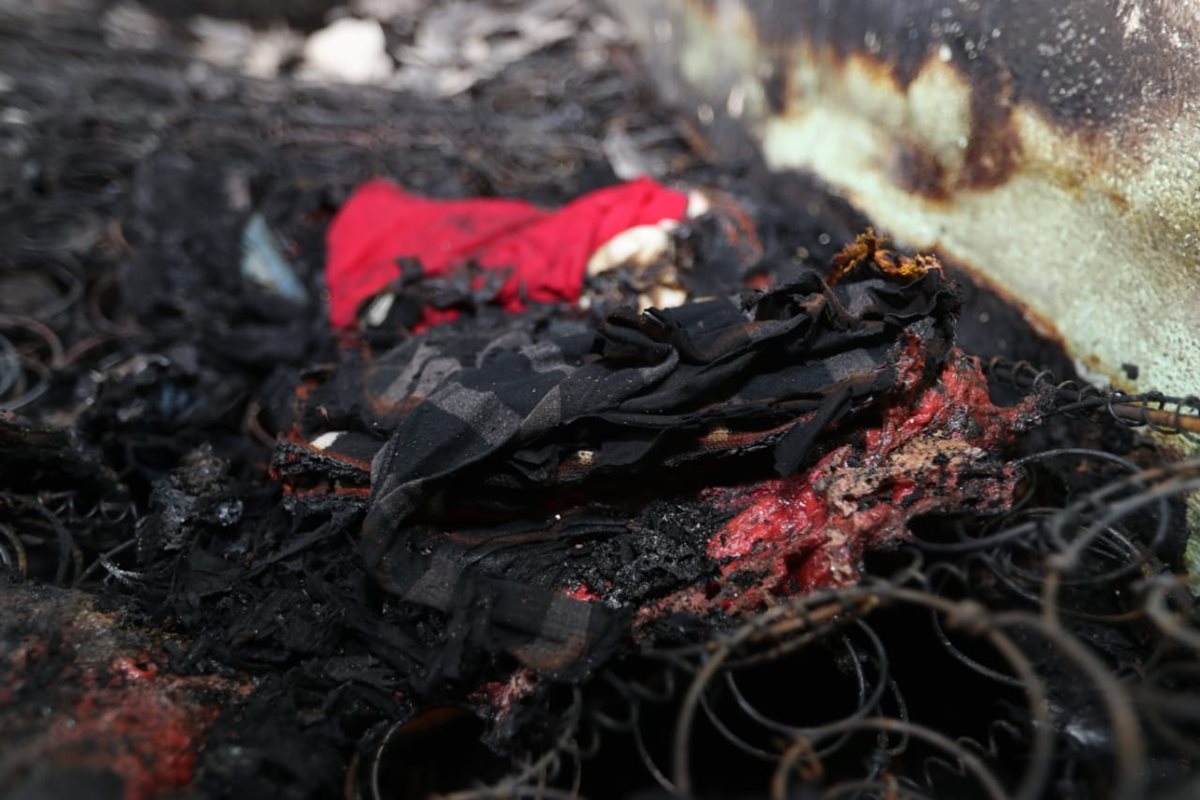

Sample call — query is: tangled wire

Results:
[10,444,1198,799]
[364,441,1198,799]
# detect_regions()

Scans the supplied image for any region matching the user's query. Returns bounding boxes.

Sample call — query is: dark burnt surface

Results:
[0,5,689,797]
[737,0,1191,130]
[4,3,1195,800]
[0,580,247,800]
[947,264,1077,379]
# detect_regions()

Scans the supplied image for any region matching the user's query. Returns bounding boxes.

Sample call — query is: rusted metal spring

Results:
[987,357,1200,439]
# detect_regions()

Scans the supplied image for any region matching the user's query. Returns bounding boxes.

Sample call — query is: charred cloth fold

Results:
[276,258,1036,692]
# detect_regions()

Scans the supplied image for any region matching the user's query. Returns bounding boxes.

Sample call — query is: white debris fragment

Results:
[586,223,676,278]
[394,0,581,96]
[301,18,393,85]
[101,1,168,51]
[363,293,396,328]
[310,432,344,451]
[0,108,30,126]
[1073,358,1113,390]
[191,16,304,81]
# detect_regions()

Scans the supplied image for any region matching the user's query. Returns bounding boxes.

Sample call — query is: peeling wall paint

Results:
[612,0,1200,408]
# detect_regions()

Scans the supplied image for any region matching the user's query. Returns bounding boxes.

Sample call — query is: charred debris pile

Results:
[3,4,1200,800]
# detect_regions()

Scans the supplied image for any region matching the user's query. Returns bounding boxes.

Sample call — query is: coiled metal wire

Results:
[424,451,1200,799]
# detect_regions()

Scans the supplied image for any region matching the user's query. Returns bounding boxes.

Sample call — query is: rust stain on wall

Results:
[670,0,1200,200]
[611,0,1200,411]
[733,0,1198,131]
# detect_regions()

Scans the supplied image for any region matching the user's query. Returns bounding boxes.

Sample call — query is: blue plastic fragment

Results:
[240,213,306,303]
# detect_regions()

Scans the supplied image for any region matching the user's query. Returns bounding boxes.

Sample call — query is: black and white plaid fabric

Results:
[279,266,959,683]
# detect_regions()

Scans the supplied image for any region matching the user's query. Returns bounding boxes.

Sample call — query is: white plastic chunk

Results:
[302,18,393,85]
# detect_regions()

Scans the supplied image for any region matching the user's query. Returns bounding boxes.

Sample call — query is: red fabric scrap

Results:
[325,177,690,329]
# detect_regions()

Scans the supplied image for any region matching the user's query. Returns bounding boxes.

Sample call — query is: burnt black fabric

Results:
[338,266,959,682]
